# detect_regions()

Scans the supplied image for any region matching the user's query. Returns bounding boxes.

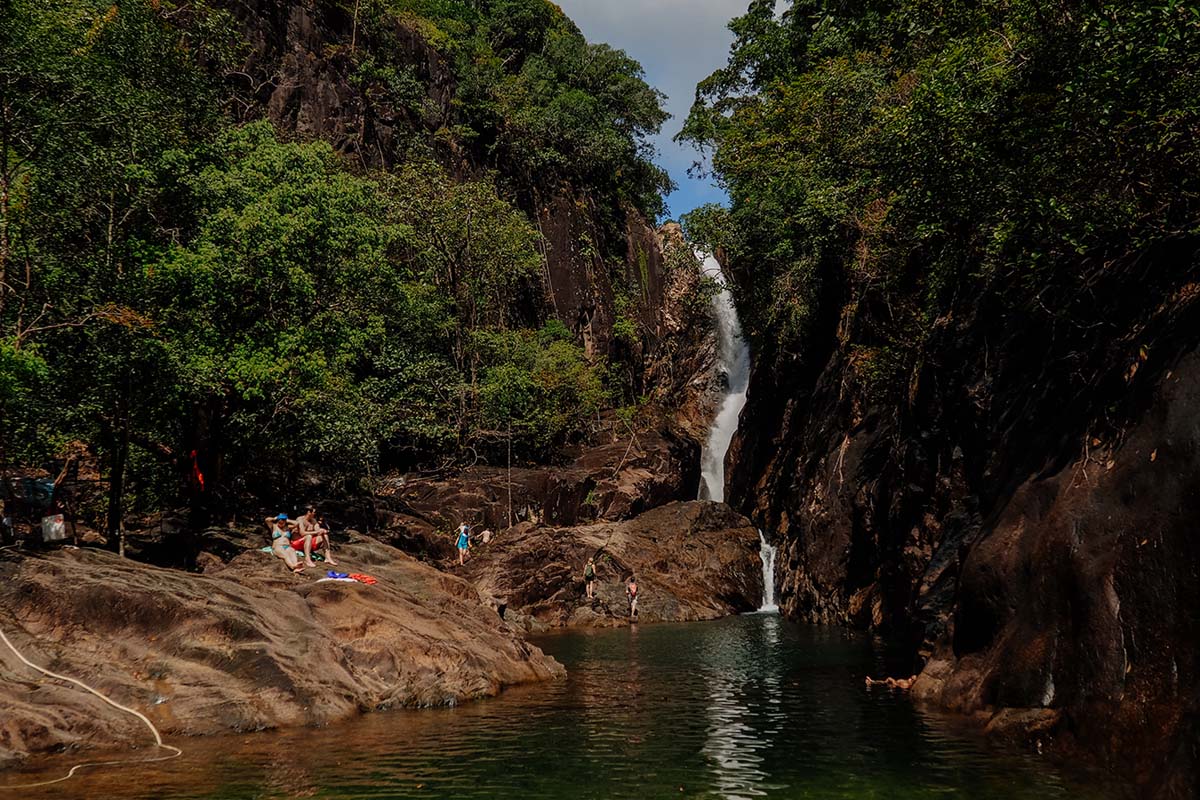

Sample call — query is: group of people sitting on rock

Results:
[266,506,337,573]
[582,556,640,621]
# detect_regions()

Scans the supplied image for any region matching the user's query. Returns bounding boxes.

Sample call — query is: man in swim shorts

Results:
[292,505,337,568]
[865,674,916,691]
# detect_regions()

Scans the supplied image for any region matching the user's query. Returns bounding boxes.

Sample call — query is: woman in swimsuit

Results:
[265,513,304,573]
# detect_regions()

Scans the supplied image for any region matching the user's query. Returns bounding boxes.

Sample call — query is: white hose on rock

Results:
[0,623,182,790]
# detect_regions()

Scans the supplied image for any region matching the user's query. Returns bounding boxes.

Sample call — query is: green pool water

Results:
[15,614,1126,799]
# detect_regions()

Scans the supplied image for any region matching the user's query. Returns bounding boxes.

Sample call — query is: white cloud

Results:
[555,0,755,217]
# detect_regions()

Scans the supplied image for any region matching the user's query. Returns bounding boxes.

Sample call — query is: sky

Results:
[554,0,753,221]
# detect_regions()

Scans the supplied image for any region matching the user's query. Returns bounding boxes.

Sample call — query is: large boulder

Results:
[0,538,562,767]
[458,500,764,629]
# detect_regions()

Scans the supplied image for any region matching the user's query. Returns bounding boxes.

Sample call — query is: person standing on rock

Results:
[456,522,471,565]
[583,558,596,600]
[266,513,304,573]
[626,575,639,621]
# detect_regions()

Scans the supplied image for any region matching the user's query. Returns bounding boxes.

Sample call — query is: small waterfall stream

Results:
[758,531,778,612]
[694,253,778,613]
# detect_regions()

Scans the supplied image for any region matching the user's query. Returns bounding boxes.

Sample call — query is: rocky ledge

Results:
[0,538,562,766]
[458,500,764,629]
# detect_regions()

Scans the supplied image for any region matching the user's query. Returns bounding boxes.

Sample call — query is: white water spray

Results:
[692,253,778,613]
[697,254,750,504]
[758,530,778,612]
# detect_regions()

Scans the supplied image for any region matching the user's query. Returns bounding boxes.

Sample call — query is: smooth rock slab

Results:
[0,538,562,766]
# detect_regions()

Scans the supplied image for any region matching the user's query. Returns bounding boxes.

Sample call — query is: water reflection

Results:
[9,616,1126,800]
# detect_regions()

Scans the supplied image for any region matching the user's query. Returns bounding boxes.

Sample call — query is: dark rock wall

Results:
[221,0,455,170]
[728,235,1200,794]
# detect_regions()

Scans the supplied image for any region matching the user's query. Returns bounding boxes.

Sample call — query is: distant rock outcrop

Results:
[458,500,763,629]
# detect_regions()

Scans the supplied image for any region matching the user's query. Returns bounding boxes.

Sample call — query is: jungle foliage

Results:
[0,0,668,521]
[682,0,1200,397]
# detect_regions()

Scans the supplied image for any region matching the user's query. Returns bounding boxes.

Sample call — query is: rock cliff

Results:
[727,237,1200,795]
[215,0,717,426]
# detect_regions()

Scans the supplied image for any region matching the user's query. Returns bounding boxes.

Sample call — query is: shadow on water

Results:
[10,615,1128,800]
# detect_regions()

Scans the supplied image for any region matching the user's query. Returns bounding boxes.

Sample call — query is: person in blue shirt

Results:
[455,522,471,565]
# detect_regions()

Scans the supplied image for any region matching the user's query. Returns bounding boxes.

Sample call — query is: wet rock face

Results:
[728,236,1200,793]
[458,501,763,629]
[0,540,562,766]
[918,356,1200,790]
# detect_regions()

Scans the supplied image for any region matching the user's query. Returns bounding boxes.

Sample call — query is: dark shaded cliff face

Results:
[727,237,1200,794]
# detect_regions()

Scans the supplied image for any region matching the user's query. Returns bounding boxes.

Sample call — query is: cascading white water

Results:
[758,530,778,612]
[693,253,778,613]
[697,254,750,504]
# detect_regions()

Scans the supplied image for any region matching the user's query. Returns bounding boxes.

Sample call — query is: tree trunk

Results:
[0,164,10,318]
[106,370,131,553]
[507,418,513,528]
[106,417,129,552]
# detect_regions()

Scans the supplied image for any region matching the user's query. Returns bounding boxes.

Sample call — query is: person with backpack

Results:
[583,558,596,599]
[626,575,639,621]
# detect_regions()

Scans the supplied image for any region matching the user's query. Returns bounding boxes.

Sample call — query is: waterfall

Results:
[691,254,777,614]
[697,254,750,504]
[758,530,778,613]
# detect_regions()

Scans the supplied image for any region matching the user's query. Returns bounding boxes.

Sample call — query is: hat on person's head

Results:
[276,513,288,520]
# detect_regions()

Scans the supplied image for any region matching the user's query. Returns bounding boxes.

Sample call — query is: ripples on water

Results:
[15,615,1125,799]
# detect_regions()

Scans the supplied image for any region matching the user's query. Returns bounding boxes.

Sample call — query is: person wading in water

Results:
[626,575,639,622]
